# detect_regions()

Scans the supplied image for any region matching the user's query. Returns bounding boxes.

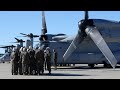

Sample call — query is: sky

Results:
[0,11,120,53]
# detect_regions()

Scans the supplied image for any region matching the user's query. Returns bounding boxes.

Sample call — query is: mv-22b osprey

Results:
[37,11,120,68]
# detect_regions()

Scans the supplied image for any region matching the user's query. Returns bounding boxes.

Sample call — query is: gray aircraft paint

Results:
[39,19,120,66]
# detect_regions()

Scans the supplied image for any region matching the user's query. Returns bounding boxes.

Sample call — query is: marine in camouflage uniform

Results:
[18,47,23,75]
[44,47,51,74]
[35,47,44,75]
[28,46,37,75]
[10,47,19,75]
[53,49,57,70]
[21,47,30,75]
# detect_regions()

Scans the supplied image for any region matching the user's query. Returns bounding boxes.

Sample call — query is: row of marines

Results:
[10,46,57,75]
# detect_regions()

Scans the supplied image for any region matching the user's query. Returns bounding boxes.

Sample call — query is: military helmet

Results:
[27,49,29,52]
[16,44,20,49]
[46,47,50,50]
[23,47,27,52]
[19,47,23,52]
[38,47,41,50]
[29,46,32,50]
[12,48,16,52]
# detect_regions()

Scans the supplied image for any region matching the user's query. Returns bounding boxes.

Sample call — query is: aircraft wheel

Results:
[62,64,66,66]
[73,64,75,66]
[88,64,95,68]
[103,61,112,68]
[60,64,62,66]
[103,64,112,68]
[103,63,107,68]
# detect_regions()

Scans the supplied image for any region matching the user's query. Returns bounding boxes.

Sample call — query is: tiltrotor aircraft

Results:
[11,37,25,47]
[20,33,39,48]
[0,34,39,63]
[0,34,38,63]
[0,45,15,63]
[36,11,120,68]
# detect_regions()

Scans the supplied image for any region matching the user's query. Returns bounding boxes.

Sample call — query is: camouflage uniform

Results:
[10,48,19,75]
[35,48,44,75]
[28,49,37,75]
[15,47,23,75]
[44,47,51,74]
[20,48,24,74]
[21,48,30,75]
[53,49,57,70]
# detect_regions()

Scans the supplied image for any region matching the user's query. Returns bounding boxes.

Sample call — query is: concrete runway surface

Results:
[0,62,120,79]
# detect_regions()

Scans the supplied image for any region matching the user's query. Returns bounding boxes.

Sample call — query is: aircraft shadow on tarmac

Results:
[34,73,90,76]
[54,66,104,69]
[18,73,90,76]
[54,65,120,69]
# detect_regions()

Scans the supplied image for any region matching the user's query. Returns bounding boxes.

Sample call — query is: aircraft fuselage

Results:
[40,19,120,65]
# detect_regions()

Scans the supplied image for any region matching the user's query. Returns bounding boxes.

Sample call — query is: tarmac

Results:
[0,62,120,79]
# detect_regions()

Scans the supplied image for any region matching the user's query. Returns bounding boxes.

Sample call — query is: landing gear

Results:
[63,64,66,66]
[103,63,112,68]
[103,61,112,68]
[88,64,95,68]
[60,64,62,66]
[73,64,75,66]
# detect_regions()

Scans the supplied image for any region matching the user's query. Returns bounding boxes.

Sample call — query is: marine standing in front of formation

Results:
[44,47,51,74]
[53,49,57,70]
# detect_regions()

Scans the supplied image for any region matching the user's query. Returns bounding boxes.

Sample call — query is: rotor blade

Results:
[0,45,5,47]
[11,45,16,47]
[85,26,117,69]
[14,37,19,41]
[20,33,27,36]
[10,42,18,43]
[0,45,9,48]
[42,11,47,35]
[85,11,89,20]
[63,32,85,61]
[33,35,39,37]
[9,45,15,47]
[0,46,7,48]
[0,45,16,48]
[15,37,19,41]
[16,36,25,37]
